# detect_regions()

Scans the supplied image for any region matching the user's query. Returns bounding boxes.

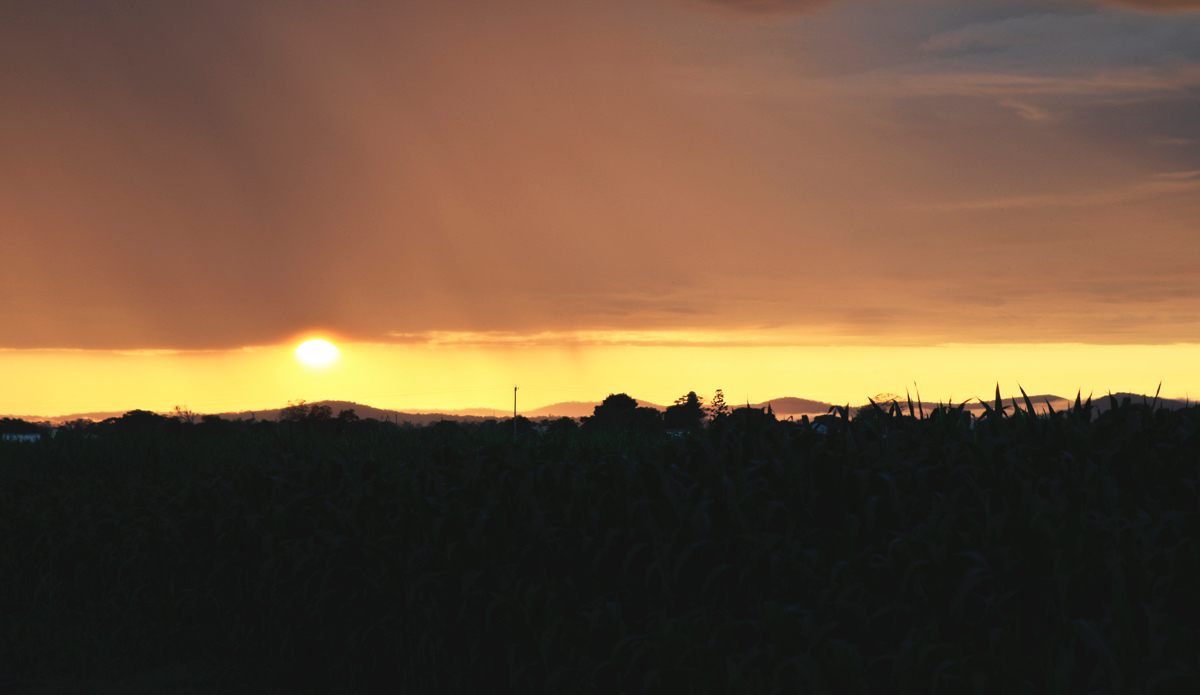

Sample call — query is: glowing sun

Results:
[295,339,339,367]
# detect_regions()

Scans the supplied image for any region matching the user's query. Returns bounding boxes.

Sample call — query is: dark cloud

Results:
[2,0,1199,351]
[1100,0,1200,8]
[694,0,1200,14]
[692,0,835,15]
[0,0,829,349]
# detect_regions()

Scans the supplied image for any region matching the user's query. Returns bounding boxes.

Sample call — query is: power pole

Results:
[513,386,519,441]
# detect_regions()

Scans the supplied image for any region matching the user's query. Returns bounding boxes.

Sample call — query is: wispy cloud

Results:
[1151,136,1198,145]
[999,99,1055,120]
[839,65,1200,99]
[811,9,1200,136]
[1098,0,1200,9]
[691,0,1200,15]
[385,329,820,348]
[684,0,837,16]
[916,171,1200,211]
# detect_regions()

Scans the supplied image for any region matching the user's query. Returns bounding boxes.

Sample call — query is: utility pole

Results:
[513,386,519,441]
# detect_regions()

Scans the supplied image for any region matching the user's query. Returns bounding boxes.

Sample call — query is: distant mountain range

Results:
[7,392,1192,426]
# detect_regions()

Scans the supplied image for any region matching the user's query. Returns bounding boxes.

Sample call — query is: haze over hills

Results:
[749,397,834,416]
[210,401,498,427]
[6,392,1192,426]
[847,393,1193,416]
[519,401,666,418]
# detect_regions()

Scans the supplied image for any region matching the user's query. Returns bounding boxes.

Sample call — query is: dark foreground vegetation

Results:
[2,393,1198,694]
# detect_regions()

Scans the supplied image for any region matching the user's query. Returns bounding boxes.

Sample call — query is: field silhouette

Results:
[2,391,1198,694]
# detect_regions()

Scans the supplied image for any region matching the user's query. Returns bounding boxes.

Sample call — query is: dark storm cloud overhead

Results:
[2,0,1200,350]
[1101,0,1200,8]
[1,0,818,349]
[693,0,1200,13]
[688,0,836,15]
[0,0,375,347]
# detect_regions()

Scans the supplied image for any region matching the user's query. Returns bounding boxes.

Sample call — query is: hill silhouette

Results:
[5,391,1192,426]
[212,401,497,426]
[748,397,833,416]
[521,399,667,418]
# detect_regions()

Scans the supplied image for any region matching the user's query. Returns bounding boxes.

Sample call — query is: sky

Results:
[2,0,1198,416]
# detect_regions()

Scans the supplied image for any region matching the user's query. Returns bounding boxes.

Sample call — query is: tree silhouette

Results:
[582,393,663,432]
[854,393,902,420]
[507,415,536,434]
[281,400,311,421]
[196,413,235,435]
[547,416,578,433]
[100,410,178,433]
[281,400,332,422]
[664,391,705,431]
[707,389,728,421]
[172,405,198,424]
[728,402,777,432]
[0,418,47,435]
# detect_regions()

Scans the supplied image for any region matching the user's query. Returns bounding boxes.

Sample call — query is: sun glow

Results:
[295,339,340,368]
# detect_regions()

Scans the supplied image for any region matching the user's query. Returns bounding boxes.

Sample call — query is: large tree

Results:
[664,392,705,431]
[582,393,663,432]
[707,389,729,421]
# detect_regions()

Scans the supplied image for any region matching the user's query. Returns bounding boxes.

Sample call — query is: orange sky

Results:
[2,0,1199,415]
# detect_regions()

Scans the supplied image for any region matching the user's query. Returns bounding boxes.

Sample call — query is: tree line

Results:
[1,390,797,438]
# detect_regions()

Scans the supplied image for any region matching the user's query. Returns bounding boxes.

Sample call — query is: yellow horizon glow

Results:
[0,340,1197,418]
